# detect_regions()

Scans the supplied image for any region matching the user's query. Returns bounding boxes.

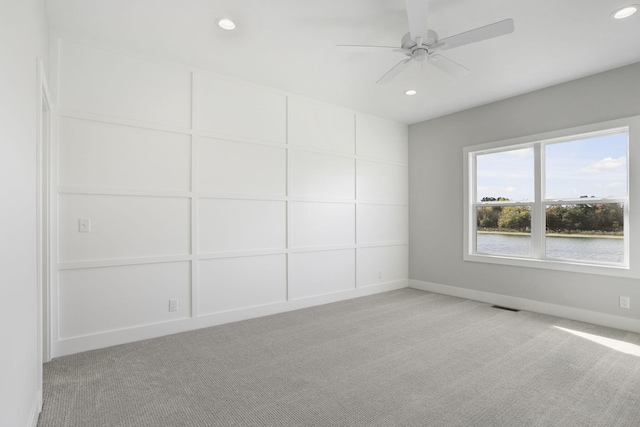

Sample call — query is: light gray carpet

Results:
[38,289,640,426]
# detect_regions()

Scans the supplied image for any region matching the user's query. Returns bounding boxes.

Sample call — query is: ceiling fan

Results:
[336,0,514,84]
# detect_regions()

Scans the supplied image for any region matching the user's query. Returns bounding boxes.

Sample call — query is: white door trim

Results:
[37,58,52,367]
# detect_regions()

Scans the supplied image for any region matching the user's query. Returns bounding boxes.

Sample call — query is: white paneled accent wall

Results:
[59,40,192,128]
[198,199,286,253]
[198,255,287,315]
[52,38,408,356]
[58,262,191,339]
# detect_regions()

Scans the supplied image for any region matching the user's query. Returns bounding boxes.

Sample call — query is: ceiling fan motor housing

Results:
[401,30,438,49]
[401,30,438,61]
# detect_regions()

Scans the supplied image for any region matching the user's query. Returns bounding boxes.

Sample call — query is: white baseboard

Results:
[409,279,640,334]
[28,389,42,427]
[54,280,408,357]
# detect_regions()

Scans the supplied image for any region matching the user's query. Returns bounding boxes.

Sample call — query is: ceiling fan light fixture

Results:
[405,89,417,96]
[611,5,638,19]
[216,17,236,30]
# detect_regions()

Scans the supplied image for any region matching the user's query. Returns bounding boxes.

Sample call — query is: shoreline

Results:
[477,231,623,239]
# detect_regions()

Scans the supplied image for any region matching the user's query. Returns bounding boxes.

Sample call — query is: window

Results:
[464,116,639,277]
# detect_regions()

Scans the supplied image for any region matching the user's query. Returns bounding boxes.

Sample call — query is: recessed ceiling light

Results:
[405,89,417,96]
[611,5,638,19]
[216,17,236,30]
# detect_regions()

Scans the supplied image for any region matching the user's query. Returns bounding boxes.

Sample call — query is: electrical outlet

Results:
[169,299,178,312]
[620,296,630,309]
[78,218,91,233]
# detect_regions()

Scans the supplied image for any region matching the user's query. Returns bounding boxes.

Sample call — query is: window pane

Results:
[476,147,533,202]
[545,203,624,263]
[476,206,531,257]
[545,132,627,199]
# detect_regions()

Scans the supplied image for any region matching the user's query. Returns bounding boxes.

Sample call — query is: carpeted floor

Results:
[38,289,640,426]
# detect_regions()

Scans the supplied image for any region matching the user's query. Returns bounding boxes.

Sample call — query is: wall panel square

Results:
[357,204,408,244]
[356,160,408,203]
[59,262,191,338]
[288,97,355,153]
[198,75,286,143]
[59,40,191,127]
[289,150,355,200]
[289,249,355,299]
[356,114,408,163]
[290,202,355,248]
[198,255,286,314]
[357,245,408,287]
[59,118,191,191]
[198,199,286,253]
[197,137,286,196]
[59,194,191,262]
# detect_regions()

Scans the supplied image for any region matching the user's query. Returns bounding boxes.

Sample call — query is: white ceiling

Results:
[44,0,640,124]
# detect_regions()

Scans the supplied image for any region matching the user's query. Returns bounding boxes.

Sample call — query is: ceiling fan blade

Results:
[405,0,430,42]
[438,19,514,50]
[336,45,404,53]
[376,58,413,84]
[427,54,470,77]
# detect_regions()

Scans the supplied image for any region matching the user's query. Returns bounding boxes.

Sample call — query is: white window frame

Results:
[463,115,640,278]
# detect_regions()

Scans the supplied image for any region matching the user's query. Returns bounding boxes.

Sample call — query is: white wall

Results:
[409,62,640,331]
[0,1,49,426]
[52,39,409,356]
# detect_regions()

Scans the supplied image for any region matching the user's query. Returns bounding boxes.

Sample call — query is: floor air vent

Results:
[491,305,520,312]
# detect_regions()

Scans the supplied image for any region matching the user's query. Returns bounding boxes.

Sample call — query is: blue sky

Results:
[476,132,627,202]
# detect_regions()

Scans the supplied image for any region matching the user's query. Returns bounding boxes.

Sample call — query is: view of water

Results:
[477,233,624,263]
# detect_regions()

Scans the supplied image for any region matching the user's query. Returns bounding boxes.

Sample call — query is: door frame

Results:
[36,58,52,367]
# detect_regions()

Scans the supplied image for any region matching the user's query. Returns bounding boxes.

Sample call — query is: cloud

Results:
[505,186,516,192]
[581,156,626,174]
[596,182,626,189]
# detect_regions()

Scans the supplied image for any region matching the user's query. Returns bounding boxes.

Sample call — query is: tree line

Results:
[477,197,623,234]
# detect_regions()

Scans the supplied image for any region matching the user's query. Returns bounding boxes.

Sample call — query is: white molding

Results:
[195,127,286,147]
[197,192,287,201]
[357,242,408,249]
[356,200,409,207]
[356,156,408,167]
[58,108,194,136]
[288,142,355,158]
[54,280,408,357]
[409,279,640,334]
[198,249,287,260]
[27,389,42,427]
[36,59,53,391]
[289,245,356,254]
[288,144,357,160]
[57,243,410,271]
[58,255,192,270]
[196,131,288,150]
[190,83,199,318]
[289,197,356,204]
[59,108,414,162]
[58,186,192,199]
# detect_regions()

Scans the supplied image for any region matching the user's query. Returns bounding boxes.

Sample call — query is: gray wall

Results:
[409,62,640,321]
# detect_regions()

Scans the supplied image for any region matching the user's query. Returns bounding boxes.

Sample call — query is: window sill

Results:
[463,252,635,278]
